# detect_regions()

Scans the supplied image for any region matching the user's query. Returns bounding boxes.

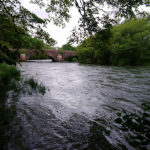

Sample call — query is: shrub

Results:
[0,63,20,86]
[64,56,78,62]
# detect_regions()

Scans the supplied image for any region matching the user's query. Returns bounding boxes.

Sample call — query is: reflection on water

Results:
[14,62,150,150]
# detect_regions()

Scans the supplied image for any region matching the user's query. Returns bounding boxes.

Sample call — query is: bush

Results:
[77,46,95,64]
[64,56,78,62]
[0,63,20,86]
[0,43,19,65]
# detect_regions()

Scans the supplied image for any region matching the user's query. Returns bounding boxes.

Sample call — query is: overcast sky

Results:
[21,0,80,47]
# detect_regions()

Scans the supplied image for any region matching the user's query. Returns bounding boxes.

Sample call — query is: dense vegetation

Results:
[77,18,150,66]
[61,43,76,51]
[64,57,78,62]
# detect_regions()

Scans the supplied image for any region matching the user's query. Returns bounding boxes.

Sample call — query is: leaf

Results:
[115,118,122,124]
[117,112,122,117]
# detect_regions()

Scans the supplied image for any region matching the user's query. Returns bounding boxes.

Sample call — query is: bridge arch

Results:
[47,56,56,62]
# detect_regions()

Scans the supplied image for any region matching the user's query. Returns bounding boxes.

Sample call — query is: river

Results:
[15,62,150,150]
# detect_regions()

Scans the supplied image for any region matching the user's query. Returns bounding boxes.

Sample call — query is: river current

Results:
[15,62,150,150]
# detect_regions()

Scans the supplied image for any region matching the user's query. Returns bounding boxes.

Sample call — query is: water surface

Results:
[16,62,150,150]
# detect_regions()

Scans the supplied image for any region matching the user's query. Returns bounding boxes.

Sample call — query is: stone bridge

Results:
[20,49,77,62]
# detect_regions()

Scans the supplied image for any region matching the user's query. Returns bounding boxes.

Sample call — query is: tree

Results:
[0,0,56,47]
[0,0,149,64]
[61,43,76,51]
[0,0,56,64]
[77,28,111,64]
[77,17,150,66]
[110,18,150,65]
[20,35,45,49]
[31,0,150,42]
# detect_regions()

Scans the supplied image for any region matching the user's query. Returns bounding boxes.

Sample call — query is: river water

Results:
[16,62,150,150]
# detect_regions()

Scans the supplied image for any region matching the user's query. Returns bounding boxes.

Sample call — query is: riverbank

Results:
[0,63,20,149]
[0,63,46,150]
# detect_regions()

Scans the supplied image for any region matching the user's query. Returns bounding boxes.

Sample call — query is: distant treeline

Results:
[77,17,150,66]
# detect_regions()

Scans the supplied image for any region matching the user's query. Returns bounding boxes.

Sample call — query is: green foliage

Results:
[35,27,56,46]
[58,49,64,55]
[77,36,95,64]
[115,101,150,149]
[32,0,150,42]
[77,28,111,64]
[43,44,52,49]
[110,18,150,65]
[25,78,38,89]
[30,50,49,60]
[19,49,26,54]
[20,35,45,50]
[77,46,95,64]
[77,18,150,66]
[64,56,78,62]
[0,43,20,65]
[61,43,76,51]
[0,0,56,63]
[0,0,45,47]
[24,77,46,95]
[0,63,20,85]
[31,0,72,26]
